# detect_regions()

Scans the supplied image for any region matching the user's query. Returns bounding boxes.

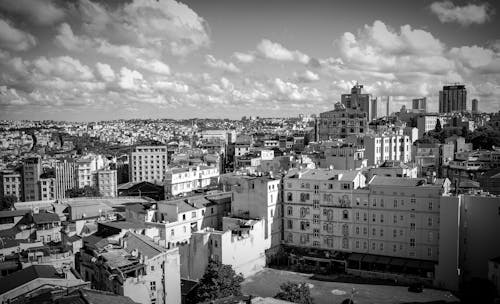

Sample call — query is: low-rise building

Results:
[96,169,118,197]
[164,166,219,198]
[0,170,22,202]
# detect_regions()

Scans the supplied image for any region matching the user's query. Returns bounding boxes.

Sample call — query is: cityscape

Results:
[1,1,500,304]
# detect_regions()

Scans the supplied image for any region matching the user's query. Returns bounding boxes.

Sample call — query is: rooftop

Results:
[32,212,60,224]
[369,176,445,188]
[286,168,360,182]
[0,209,30,218]
[0,265,60,295]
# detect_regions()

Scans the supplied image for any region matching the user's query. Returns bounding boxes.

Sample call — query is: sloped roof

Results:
[123,232,165,259]
[32,212,60,224]
[369,176,426,187]
[0,210,30,218]
[0,265,59,295]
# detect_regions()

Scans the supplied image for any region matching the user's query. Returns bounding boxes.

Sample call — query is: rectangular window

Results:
[428,217,433,226]
[313,228,320,237]
[313,214,319,224]
[150,281,156,291]
[428,202,433,210]
[287,220,293,229]
[410,238,415,247]
[313,200,320,209]
[410,223,415,231]
[427,247,432,257]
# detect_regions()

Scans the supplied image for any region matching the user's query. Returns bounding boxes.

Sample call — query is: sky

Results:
[0,0,499,121]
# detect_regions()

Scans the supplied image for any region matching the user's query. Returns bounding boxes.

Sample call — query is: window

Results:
[151,265,155,271]
[373,199,377,207]
[150,281,156,291]
[287,206,293,216]
[355,227,360,234]
[313,214,319,224]
[211,207,214,214]
[428,217,433,226]
[380,229,384,237]
[372,228,376,236]
[394,200,398,208]
[300,221,310,231]
[313,228,320,237]
[410,238,415,247]
[356,241,360,248]
[356,212,360,221]
[300,193,310,202]
[287,193,293,201]
[393,215,397,224]
[393,229,397,238]
[410,223,415,231]
[313,200,320,209]
[342,183,351,190]
[372,242,376,250]
[192,212,196,219]
[313,241,320,247]
[427,247,432,257]
[287,220,293,229]
[410,198,416,204]
[363,213,367,221]
[380,214,384,223]
[428,232,433,242]
[393,244,397,252]
[372,214,376,222]
[379,243,384,251]
[183,226,187,233]
[342,238,348,249]
[182,214,186,221]
[428,202,433,210]
[363,227,367,235]
[342,210,349,220]
[170,229,174,236]
[380,199,384,207]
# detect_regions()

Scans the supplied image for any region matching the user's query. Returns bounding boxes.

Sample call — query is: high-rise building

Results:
[341,84,373,120]
[439,85,467,113]
[0,170,22,202]
[54,159,77,199]
[23,157,42,202]
[129,146,168,184]
[412,97,427,112]
[472,99,479,113]
[96,169,117,197]
[318,103,368,140]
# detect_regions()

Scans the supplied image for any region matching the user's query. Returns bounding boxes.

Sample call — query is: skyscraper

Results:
[412,97,427,112]
[439,85,467,113]
[472,99,479,113]
[341,84,373,120]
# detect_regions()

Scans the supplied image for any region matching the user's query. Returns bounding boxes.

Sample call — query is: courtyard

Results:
[242,268,458,304]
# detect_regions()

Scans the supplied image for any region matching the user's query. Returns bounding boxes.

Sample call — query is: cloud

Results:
[0,18,36,51]
[54,23,91,51]
[95,62,115,82]
[233,52,255,63]
[118,67,144,91]
[32,56,94,81]
[153,80,189,93]
[0,0,65,26]
[430,1,494,26]
[256,39,310,64]
[294,70,320,82]
[205,54,241,73]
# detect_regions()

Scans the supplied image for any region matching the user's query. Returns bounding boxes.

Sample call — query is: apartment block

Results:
[0,170,22,202]
[129,146,168,184]
[352,134,411,166]
[318,104,368,140]
[23,157,42,202]
[38,177,55,201]
[164,165,219,198]
[54,159,77,199]
[96,169,117,197]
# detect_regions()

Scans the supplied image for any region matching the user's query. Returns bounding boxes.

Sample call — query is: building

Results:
[54,159,77,200]
[0,265,88,303]
[368,160,418,179]
[33,211,62,243]
[316,143,367,170]
[472,99,479,114]
[96,169,118,197]
[435,194,500,291]
[78,231,181,304]
[488,256,500,295]
[38,177,55,201]
[129,146,168,184]
[416,114,450,139]
[318,103,368,140]
[0,170,22,202]
[164,166,219,198]
[412,142,454,177]
[341,84,374,120]
[351,134,411,166]
[76,155,106,188]
[439,85,467,113]
[118,181,165,200]
[23,157,42,202]
[412,97,427,112]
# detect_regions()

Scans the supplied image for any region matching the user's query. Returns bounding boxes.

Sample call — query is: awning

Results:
[406,260,420,268]
[389,258,406,267]
[362,255,378,263]
[348,253,364,262]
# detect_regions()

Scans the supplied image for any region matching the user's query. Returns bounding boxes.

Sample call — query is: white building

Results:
[164,165,219,198]
[351,134,411,166]
[96,169,117,197]
[0,170,22,201]
[129,146,168,184]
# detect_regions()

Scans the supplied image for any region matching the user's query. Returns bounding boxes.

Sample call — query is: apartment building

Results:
[76,155,107,188]
[38,177,55,201]
[129,146,168,184]
[96,169,117,197]
[316,143,367,170]
[318,103,368,140]
[78,231,181,304]
[0,170,22,201]
[282,168,450,278]
[351,134,411,166]
[54,159,77,199]
[164,165,219,198]
[23,157,42,202]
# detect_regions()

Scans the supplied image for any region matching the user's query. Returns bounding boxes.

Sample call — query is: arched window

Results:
[343,210,349,220]
[287,192,293,201]
[287,206,293,216]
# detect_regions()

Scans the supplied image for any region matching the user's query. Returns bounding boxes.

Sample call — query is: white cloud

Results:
[153,80,189,93]
[0,18,36,51]
[233,51,255,63]
[205,54,241,73]
[54,23,91,51]
[0,0,65,26]
[32,56,94,80]
[96,62,115,82]
[430,1,494,26]
[256,39,310,64]
[136,59,171,75]
[294,70,320,82]
[118,67,144,91]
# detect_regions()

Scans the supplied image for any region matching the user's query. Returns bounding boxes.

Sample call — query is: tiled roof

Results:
[32,212,60,224]
[0,210,30,219]
[0,265,59,295]
[99,221,147,230]
[286,168,360,182]
[123,232,165,259]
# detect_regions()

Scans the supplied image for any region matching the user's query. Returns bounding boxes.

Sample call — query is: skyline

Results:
[0,0,499,121]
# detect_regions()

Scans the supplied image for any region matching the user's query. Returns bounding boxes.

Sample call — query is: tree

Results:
[275,281,314,304]
[65,186,100,198]
[0,195,18,210]
[190,259,244,304]
[434,119,442,132]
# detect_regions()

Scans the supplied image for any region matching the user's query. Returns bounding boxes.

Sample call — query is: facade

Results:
[96,169,118,197]
[54,159,77,199]
[38,177,55,201]
[316,144,367,170]
[416,114,450,139]
[439,85,467,113]
[0,170,22,201]
[23,157,42,202]
[33,212,61,243]
[79,231,181,304]
[129,146,168,184]
[164,166,219,198]
[368,160,418,179]
[318,103,368,140]
[341,84,374,120]
[412,97,427,112]
[472,99,479,114]
[353,134,411,166]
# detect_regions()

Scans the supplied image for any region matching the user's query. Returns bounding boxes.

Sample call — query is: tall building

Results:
[54,159,77,199]
[472,98,479,113]
[0,170,22,202]
[23,156,42,202]
[129,146,168,184]
[341,84,374,120]
[318,103,368,140]
[96,169,117,197]
[439,85,467,113]
[38,177,55,201]
[412,97,427,112]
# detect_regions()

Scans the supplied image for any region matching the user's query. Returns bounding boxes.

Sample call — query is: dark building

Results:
[412,97,427,112]
[472,98,479,113]
[439,85,467,113]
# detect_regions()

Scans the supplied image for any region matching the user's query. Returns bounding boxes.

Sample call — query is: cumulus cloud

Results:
[0,0,65,26]
[233,52,255,63]
[54,23,91,51]
[118,67,144,91]
[96,62,115,82]
[153,80,189,93]
[205,54,241,73]
[430,1,494,26]
[0,18,36,51]
[294,70,320,82]
[32,56,94,81]
[257,39,310,64]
